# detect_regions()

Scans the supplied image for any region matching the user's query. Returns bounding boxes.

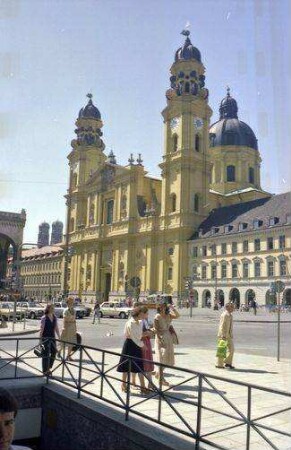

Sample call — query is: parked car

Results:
[53,301,85,319]
[0,302,25,321]
[73,299,91,317]
[17,301,45,319]
[99,301,133,319]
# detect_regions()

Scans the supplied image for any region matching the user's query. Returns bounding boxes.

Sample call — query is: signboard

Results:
[270,281,285,294]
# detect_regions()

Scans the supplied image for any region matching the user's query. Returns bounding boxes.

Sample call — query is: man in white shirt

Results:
[0,388,32,450]
[216,303,235,369]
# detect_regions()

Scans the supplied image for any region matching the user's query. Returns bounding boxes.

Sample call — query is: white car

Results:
[100,302,132,319]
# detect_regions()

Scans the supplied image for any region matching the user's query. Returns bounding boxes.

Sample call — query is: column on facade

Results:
[94,250,101,294]
[112,246,119,291]
[83,252,88,291]
[238,159,242,184]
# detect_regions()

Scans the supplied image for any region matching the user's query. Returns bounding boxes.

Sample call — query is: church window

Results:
[89,203,95,225]
[172,134,178,152]
[106,200,114,224]
[69,218,75,232]
[227,165,235,182]
[194,194,199,212]
[185,82,190,93]
[171,194,177,212]
[249,167,255,184]
[168,267,173,281]
[195,135,200,152]
[71,173,78,189]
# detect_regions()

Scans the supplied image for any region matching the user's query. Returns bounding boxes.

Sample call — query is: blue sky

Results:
[0,0,290,242]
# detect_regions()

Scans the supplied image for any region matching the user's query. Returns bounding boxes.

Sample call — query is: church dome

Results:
[210,89,258,150]
[175,34,201,63]
[78,94,101,120]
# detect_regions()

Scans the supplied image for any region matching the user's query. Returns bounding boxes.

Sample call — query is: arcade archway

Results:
[265,289,276,305]
[283,289,291,306]
[229,288,240,309]
[216,289,225,306]
[246,289,256,306]
[202,289,211,308]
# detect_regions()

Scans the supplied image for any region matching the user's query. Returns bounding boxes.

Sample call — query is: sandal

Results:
[121,384,128,393]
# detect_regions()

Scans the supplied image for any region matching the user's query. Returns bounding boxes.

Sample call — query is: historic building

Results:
[18,245,63,300]
[63,30,289,305]
[188,192,291,308]
[0,209,26,290]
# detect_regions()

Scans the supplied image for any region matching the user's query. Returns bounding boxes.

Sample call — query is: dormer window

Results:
[269,217,279,226]
[253,219,263,229]
[224,225,233,233]
[238,222,248,232]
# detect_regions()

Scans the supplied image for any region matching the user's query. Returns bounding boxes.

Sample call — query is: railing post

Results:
[100,350,105,398]
[246,386,251,450]
[14,339,19,379]
[195,374,203,450]
[61,340,65,381]
[77,345,83,399]
[125,358,131,421]
[157,365,162,422]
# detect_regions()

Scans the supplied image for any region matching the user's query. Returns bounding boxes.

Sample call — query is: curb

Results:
[0,329,39,337]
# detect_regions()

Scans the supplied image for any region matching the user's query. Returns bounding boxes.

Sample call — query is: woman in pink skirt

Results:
[132,305,154,391]
[140,306,154,389]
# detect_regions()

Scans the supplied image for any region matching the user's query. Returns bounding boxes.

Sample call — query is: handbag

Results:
[72,332,82,352]
[216,339,227,358]
[169,325,179,345]
[34,344,45,358]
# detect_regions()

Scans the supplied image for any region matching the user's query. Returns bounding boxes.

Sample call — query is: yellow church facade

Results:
[64,31,271,303]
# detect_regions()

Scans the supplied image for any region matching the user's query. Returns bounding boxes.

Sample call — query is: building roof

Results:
[190,192,291,240]
[209,89,258,150]
[21,245,63,260]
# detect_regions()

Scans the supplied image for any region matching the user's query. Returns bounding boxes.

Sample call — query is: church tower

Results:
[160,30,213,224]
[209,89,266,204]
[66,94,106,232]
[157,31,213,297]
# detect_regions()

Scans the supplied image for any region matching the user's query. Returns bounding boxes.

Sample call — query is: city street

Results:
[4,308,290,360]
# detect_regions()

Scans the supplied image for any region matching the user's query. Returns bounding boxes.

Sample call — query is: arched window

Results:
[106,199,114,224]
[172,134,178,152]
[249,167,255,184]
[194,194,199,212]
[171,194,177,212]
[227,165,235,182]
[195,135,200,152]
[185,82,190,93]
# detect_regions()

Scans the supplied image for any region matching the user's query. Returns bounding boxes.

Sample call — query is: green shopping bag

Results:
[216,339,227,358]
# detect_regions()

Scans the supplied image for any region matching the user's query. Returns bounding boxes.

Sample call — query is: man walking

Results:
[92,302,101,324]
[216,303,235,369]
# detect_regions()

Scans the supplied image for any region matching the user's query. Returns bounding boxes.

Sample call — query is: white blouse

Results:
[124,317,143,348]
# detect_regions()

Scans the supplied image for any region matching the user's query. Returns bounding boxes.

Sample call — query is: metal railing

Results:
[0,337,290,450]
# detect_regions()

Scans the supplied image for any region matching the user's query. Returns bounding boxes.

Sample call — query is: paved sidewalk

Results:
[0,321,39,336]
[178,307,291,323]
[1,340,290,450]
